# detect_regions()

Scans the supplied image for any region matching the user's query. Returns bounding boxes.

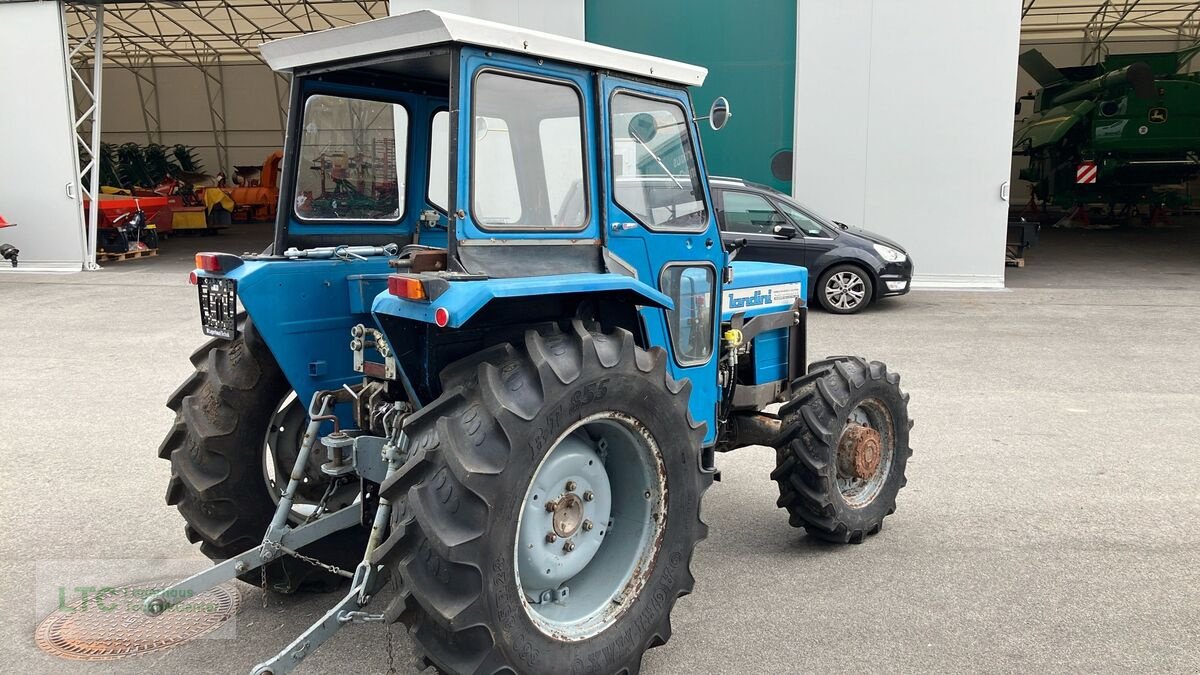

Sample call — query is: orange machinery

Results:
[225,151,282,221]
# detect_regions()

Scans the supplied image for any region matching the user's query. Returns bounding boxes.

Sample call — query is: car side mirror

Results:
[773,224,797,239]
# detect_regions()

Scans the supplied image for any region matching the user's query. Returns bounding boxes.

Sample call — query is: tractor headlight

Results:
[873,243,907,263]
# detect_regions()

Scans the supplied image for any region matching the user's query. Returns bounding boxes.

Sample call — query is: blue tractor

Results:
[149,11,913,674]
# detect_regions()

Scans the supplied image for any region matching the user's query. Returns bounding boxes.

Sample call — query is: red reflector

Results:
[195,253,221,272]
[188,271,198,286]
[387,275,427,301]
[434,307,450,328]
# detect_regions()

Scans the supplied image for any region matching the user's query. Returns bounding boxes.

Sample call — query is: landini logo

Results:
[728,289,773,308]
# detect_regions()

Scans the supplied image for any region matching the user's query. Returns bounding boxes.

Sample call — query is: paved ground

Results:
[0,225,1197,674]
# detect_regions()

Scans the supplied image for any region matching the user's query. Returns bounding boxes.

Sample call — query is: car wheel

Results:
[818,264,873,314]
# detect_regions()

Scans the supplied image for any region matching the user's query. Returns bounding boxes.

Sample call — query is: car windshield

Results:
[773,198,833,237]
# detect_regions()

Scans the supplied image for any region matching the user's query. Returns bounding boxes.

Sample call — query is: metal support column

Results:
[200,52,231,178]
[62,0,104,271]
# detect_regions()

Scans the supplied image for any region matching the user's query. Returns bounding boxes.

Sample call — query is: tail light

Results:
[388,274,428,301]
[195,252,243,273]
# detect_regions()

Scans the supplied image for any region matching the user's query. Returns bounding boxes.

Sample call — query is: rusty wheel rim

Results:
[835,398,895,508]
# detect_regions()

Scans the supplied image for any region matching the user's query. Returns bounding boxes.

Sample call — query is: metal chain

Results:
[384,618,397,674]
[303,476,346,525]
[277,544,354,578]
[260,564,269,609]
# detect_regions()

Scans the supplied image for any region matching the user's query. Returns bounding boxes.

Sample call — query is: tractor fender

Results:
[371,272,674,328]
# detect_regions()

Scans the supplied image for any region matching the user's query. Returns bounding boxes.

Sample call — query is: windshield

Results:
[471,71,587,230]
[294,94,406,221]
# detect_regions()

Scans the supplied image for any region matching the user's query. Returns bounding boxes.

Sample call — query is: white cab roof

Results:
[258,9,707,86]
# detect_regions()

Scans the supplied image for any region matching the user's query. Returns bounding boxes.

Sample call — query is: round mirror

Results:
[627,112,659,142]
[709,97,731,131]
[474,116,490,141]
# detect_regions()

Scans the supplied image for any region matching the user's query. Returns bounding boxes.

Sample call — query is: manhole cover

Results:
[35,579,240,661]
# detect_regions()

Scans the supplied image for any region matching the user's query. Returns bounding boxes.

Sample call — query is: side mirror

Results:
[773,223,797,239]
[708,97,731,131]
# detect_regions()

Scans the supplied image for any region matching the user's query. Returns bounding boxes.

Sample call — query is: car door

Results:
[772,198,838,271]
[714,189,805,266]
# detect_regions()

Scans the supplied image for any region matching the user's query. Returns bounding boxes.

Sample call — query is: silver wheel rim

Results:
[825,271,866,310]
[514,412,666,641]
[261,391,355,522]
[835,398,895,508]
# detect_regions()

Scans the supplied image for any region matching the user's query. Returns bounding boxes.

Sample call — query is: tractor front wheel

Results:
[158,320,365,592]
[374,321,712,674]
[771,357,912,543]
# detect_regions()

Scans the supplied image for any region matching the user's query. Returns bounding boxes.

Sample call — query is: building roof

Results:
[257,9,708,86]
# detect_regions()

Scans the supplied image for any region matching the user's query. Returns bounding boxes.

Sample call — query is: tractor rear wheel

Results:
[158,320,365,592]
[771,357,912,543]
[373,321,712,674]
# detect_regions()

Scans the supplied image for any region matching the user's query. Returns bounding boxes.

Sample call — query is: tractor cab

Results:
[234,10,805,441]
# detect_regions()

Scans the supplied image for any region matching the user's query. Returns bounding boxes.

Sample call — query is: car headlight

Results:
[873,243,907,263]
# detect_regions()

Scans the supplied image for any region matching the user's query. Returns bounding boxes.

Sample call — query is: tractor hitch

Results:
[144,389,410,674]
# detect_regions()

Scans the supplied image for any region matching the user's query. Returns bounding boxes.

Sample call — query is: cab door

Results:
[599,75,725,445]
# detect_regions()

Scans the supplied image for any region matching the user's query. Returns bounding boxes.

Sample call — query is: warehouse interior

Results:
[1011,1,1200,288]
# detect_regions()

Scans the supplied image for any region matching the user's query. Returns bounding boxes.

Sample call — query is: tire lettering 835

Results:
[570,378,609,414]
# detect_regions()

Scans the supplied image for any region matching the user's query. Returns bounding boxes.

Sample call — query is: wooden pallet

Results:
[98,248,158,262]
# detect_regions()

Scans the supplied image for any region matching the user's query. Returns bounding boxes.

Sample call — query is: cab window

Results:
[429,110,449,212]
[610,92,707,231]
[295,94,406,221]
[471,71,587,230]
[661,265,715,366]
[718,191,788,235]
[775,199,829,237]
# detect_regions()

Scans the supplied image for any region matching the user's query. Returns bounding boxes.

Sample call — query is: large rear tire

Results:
[159,320,365,592]
[771,357,912,543]
[373,321,712,674]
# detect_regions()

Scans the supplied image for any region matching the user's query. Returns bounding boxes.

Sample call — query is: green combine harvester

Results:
[1014,46,1200,220]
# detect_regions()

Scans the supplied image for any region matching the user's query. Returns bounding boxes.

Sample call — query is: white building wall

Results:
[794,0,1020,288]
[0,2,86,272]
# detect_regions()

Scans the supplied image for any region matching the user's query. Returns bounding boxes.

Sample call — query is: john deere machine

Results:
[147,11,912,674]
[1014,47,1200,215]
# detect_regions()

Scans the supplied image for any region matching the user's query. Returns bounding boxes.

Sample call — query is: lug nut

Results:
[583,490,594,502]
[563,541,576,553]
[544,499,557,512]
[545,533,557,543]
[565,480,577,492]
[582,520,593,531]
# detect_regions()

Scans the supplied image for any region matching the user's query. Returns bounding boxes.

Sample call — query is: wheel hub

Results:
[839,423,881,480]
[549,493,585,538]
[517,435,613,593]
